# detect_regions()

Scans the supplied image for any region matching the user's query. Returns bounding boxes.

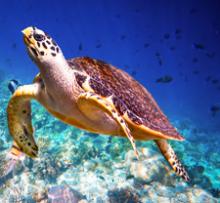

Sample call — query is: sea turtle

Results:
[6,26,189,181]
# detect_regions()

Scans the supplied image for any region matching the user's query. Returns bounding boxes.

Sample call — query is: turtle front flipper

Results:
[77,92,139,159]
[7,84,40,158]
[155,139,190,181]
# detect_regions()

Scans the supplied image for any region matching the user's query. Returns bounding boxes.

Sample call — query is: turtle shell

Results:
[68,57,183,140]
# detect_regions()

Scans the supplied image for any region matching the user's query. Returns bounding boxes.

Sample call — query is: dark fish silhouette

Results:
[184,75,188,82]
[96,43,102,48]
[210,188,220,199]
[120,35,126,40]
[155,52,160,57]
[206,76,212,82]
[170,46,176,51]
[158,59,163,66]
[78,43,83,51]
[210,105,220,117]
[164,33,170,39]
[8,79,21,94]
[115,14,121,18]
[156,75,173,83]
[212,79,219,84]
[193,43,205,50]
[175,28,182,35]
[124,65,129,69]
[131,70,137,76]
[206,52,215,58]
[192,70,200,75]
[194,165,204,173]
[144,43,149,48]
[190,8,198,14]
[12,43,17,49]
[155,52,163,66]
[192,57,198,63]
[5,58,12,66]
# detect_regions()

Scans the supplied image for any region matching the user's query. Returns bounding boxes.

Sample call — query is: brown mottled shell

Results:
[68,57,182,140]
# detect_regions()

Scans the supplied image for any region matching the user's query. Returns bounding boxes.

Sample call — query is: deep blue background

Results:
[0,0,220,131]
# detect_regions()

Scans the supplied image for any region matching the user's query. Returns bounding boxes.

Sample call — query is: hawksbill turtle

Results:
[6,26,189,181]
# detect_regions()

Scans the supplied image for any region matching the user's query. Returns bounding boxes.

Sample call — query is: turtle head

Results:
[22,26,63,66]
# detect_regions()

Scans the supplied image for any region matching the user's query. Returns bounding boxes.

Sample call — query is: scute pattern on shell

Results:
[69,57,181,139]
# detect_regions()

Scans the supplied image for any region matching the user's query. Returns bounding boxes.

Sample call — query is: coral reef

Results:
[0,79,219,202]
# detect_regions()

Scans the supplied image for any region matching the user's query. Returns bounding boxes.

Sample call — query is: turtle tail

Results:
[155,139,190,181]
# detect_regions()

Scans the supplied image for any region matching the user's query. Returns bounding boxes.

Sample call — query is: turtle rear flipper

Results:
[155,140,190,181]
[7,84,40,158]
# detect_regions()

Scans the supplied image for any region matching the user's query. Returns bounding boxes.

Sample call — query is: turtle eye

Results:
[33,33,45,42]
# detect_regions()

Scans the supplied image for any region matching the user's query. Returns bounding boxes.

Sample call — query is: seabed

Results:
[0,78,219,203]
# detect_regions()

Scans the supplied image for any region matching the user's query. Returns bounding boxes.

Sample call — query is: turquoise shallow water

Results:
[0,0,220,202]
[0,76,219,202]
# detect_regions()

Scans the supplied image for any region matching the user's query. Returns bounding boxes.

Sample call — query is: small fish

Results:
[210,188,220,199]
[192,165,204,174]
[158,58,163,66]
[96,43,102,48]
[190,8,197,14]
[8,79,21,94]
[210,105,220,117]
[144,43,149,48]
[192,57,198,63]
[115,14,121,18]
[192,70,200,75]
[124,65,129,69]
[155,52,160,57]
[131,70,137,76]
[164,33,170,39]
[12,43,17,49]
[156,75,173,83]
[5,58,12,66]
[193,43,205,50]
[206,52,215,58]
[206,76,212,82]
[184,75,188,82]
[212,79,219,84]
[120,35,126,40]
[78,43,83,51]
[170,46,176,51]
[175,28,182,35]
[155,52,163,66]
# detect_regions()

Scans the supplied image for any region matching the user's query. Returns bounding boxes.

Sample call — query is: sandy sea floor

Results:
[0,78,219,203]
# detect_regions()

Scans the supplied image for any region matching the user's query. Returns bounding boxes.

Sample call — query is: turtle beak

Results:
[22,27,35,46]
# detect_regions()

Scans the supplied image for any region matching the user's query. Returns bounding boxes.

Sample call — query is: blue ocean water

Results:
[0,0,220,202]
